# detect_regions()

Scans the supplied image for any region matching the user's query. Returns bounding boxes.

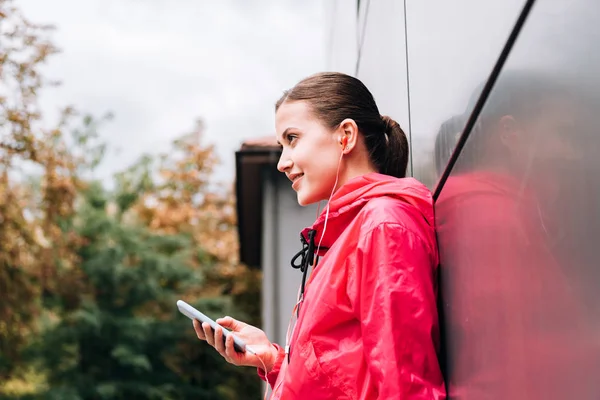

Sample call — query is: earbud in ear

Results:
[340,136,348,150]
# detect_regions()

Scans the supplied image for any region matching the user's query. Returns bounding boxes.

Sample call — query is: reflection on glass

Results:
[435,1,600,394]
[405,0,526,188]
[433,115,465,177]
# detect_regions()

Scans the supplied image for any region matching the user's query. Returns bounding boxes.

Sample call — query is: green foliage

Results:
[24,184,260,400]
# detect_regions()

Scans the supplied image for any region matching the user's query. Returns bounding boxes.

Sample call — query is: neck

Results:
[335,160,378,192]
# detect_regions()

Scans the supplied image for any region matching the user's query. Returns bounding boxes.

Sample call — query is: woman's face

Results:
[276,101,343,206]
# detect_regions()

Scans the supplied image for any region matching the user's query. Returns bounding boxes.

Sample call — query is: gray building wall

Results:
[317,0,600,398]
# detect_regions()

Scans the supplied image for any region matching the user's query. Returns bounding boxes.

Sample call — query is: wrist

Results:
[264,343,280,372]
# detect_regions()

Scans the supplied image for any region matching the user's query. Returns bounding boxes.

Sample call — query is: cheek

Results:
[312,156,341,185]
[298,148,342,202]
[296,142,338,172]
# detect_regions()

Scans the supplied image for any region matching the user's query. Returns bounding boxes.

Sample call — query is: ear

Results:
[498,115,521,152]
[337,118,359,154]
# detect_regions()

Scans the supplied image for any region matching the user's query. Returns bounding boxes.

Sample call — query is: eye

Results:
[287,134,298,144]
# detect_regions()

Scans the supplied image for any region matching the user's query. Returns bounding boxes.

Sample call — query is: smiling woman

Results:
[275,73,410,205]
[195,72,446,400]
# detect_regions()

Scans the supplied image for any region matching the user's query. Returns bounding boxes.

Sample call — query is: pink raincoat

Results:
[259,173,446,399]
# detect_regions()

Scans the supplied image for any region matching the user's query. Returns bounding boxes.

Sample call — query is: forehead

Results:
[275,101,316,131]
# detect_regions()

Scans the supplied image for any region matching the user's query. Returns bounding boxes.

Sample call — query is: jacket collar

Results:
[301,172,434,256]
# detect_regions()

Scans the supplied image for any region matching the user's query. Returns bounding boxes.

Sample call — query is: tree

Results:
[31,130,261,400]
[0,0,85,380]
[1,1,262,398]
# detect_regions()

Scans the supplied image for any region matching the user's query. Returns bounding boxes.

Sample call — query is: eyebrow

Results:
[276,127,298,145]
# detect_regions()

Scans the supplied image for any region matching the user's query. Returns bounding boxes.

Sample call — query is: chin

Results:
[295,187,313,206]
[296,189,326,207]
[296,193,311,207]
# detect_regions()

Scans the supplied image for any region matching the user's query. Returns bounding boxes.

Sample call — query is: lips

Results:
[289,173,304,190]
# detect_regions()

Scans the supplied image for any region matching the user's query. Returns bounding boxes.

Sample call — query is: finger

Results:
[203,322,215,347]
[214,326,226,356]
[224,332,239,362]
[216,316,244,331]
[193,320,206,340]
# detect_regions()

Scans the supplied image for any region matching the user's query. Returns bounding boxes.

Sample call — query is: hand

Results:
[193,317,279,372]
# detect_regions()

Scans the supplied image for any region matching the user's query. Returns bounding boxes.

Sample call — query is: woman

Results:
[195,72,445,399]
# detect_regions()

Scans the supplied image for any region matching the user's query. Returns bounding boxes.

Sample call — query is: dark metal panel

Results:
[235,149,280,268]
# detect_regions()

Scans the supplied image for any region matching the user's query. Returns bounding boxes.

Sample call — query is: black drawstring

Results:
[288,229,318,361]
[290,229,317,303]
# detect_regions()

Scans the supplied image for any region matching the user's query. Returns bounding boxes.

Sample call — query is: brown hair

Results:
[275,72,409,178]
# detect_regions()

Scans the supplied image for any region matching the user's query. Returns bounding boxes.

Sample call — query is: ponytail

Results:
[381,115,409,178]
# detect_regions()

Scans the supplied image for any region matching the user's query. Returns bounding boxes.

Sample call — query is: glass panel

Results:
[324,0,359,75]
[436,0,600,398]
[405,0,525,188]
[355,0,411,174]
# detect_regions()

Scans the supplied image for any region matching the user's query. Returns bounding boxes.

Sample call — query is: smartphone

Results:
[177,300,247,353]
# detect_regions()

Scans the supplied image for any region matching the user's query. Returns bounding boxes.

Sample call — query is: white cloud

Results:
[17,0,326,183]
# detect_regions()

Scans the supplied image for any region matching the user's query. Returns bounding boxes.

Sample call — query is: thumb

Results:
[216,316,245,332]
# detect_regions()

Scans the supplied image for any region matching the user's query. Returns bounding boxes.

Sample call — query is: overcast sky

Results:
[17,0,326,183]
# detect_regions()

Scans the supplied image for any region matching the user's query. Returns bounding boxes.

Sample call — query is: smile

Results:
[290,173,304,190]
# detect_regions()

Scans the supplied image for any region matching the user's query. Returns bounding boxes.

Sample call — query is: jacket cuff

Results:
[257,343,285,386]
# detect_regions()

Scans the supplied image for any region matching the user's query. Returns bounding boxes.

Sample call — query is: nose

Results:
[277,152,292,173]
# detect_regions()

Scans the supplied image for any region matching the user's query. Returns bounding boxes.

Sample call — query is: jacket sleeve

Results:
[353,223,445,399]
[257,343,285,388]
